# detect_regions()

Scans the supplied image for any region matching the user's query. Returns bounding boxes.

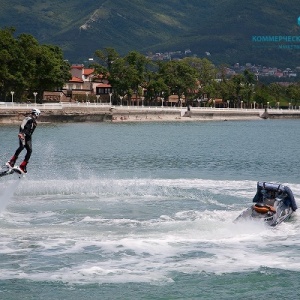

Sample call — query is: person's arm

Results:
[19,117,33,136]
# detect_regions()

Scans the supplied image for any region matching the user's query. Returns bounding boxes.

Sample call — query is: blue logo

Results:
[298,16,300,26]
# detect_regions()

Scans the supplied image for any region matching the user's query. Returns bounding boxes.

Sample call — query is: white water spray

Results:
[0,178,22,211]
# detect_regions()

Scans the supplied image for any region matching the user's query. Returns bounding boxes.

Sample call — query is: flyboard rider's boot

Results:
[6,155,17,168]
[19,160,28,174]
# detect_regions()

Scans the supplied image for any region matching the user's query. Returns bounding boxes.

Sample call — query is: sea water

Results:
[0,120,300,299]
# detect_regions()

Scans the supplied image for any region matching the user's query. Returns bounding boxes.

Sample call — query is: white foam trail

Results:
[12,178,256,196]
[10,177,300,199]
[0,177,299,284]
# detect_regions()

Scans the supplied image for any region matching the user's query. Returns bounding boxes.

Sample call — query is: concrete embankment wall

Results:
[111,108,262,121]
[0,107,113,123]
[1,106,300,123]
[266,111,300,119]
[188,110,261,120]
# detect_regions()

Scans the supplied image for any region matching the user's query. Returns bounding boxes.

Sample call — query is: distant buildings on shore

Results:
[146,49,299,81]
[228,63,298,80]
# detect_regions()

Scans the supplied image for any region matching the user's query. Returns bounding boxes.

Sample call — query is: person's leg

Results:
[24,139,32,162]
[19,139,32,173]
[7,140,24,167]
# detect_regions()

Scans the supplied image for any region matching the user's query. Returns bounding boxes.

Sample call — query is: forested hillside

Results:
[0,0,300,67]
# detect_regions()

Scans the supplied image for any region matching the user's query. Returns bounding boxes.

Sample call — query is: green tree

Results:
[184,57,216,85]
[286,84,300,108]
[268,83,283,104]
[0,27,25,101]
[231,74,244,105]
[0,27,70,102]
[215,79,235,106]
[253,84,272,108]
[242,70,256,107]
[184,57,217,103]
[32,45,70,101]
[93,47,120,76]
[107,50,151,105]
[145,75,169,106]
[16,33,41,99]
[213,65,234,106]
[158,59,198,106]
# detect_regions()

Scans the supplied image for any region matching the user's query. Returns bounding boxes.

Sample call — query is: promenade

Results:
[1,102,300,123]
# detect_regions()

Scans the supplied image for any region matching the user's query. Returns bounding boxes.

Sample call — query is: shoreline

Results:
[110,107,262,122]
[1,105,300,123]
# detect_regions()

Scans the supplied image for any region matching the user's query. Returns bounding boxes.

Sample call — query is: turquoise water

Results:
[0,120,300,299]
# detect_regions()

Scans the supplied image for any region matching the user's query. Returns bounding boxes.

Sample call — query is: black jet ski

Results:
[235,182,297,226]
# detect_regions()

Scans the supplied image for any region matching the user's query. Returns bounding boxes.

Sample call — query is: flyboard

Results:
[0,164,26,179]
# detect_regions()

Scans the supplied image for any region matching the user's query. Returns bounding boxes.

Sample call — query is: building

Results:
[44,64,112,103]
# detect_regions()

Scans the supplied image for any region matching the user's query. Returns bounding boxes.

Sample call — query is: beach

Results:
[110,106,263,122]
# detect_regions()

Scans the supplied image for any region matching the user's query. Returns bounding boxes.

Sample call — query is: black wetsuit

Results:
[14,115,37,161]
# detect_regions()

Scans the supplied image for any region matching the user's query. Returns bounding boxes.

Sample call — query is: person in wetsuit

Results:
[6,108,41,173]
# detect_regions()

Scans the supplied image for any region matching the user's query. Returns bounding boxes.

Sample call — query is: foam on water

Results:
[10,178,255,199]
[0,175,299,285]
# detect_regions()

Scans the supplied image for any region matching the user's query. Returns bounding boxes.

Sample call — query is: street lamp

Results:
[241,100,243,109]
[33,92,37,104]
[161,92,164,108]
[10,91,14,104]
[109,93,112,106]
[120,96,123,106]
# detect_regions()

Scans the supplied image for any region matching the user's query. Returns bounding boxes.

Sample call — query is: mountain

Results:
[1,0,300,68]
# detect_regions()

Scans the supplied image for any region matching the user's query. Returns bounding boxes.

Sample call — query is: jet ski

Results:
[235,182,297,226]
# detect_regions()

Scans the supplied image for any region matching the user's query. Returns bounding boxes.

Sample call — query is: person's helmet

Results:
[31,108,41,116]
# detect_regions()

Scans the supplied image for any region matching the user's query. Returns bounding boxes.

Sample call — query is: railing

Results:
[0,101,298,112]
